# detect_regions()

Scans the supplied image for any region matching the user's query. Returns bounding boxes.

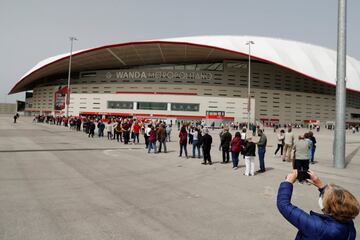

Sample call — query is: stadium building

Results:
[9,36,360,126]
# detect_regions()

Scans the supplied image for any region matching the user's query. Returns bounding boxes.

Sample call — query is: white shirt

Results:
[191,131,199,141]
[106,123,113,132]
[241,132,247,140]
[277,133,285,144]
[145,127,151,136]
[284,132,294,145]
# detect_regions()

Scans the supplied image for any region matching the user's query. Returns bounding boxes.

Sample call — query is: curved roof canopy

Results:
[9,35,360,94]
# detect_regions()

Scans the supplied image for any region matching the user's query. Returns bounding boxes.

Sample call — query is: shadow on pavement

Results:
[345,146,360,167]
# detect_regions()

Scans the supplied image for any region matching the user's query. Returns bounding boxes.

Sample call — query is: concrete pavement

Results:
[0,116,359,240]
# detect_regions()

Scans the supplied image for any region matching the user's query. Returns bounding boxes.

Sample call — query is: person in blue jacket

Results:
[277,170,359,240]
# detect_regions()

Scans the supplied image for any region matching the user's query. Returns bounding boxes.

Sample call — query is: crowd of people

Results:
[30,115,325,177]
[28,115,360,238]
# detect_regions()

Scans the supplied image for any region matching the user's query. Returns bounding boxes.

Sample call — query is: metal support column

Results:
[334,0,347,168]
[246,41,254,130]
[66,37,77,117]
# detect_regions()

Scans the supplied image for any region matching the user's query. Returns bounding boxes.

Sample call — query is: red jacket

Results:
[231,136,243,153]
[179,131,187,145]
[149,129,156,143]
[133,123,140,133]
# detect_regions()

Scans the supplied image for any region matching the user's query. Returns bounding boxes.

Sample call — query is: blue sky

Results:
[1,0,359,102]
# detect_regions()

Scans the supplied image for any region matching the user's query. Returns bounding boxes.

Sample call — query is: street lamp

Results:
[246,40,254,130]
[66,36,78,118]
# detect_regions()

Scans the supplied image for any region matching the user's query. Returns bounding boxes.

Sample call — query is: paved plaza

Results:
[0,116,359,240]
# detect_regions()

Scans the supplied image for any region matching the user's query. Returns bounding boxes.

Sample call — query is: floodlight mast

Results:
[246,40,254,130]
[66,36,78,118]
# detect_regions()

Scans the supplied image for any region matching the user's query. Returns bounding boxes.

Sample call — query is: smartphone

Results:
[297,169,310,181]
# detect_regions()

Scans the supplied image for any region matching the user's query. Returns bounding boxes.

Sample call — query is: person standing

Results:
[304,132,313,164]
[144,124,151,149]
[13,114,18,123]
[132,120,140,144]
[106,120,113,140]
[292,135,310,183]
[256,129,267,173]
[243,136,256,176]
[191,127,201,158]
[308,131,317,164]
[230,132,242,169]
[179,126,188,158]
[114,122,122,142]
[220,127,232,164]
[157,124,167,153]
[274,129,285,157]
[76,118,82,131]
[147,126,157,154]
[88,121,95,138]
[122,120,130,144]
[252,124,256,136]
[166,124,172,142]
[97,121,105,137]
[201,128,212,165]
[283,127,294,162]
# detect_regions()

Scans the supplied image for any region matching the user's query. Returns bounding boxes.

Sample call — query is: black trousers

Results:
[144,135,149,148]
[179,144,188,157]
[275,144,284,155]
[115,132,122,142]
[203,147,212,163]
[294,159,310,182]
[88,129,94,138]
[123,131,130,144]
[222,146,230,163]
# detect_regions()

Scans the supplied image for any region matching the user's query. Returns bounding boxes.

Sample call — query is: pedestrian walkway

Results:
[0,116,359,240]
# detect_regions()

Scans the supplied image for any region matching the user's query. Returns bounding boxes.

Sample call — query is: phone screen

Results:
[297,170,310,181]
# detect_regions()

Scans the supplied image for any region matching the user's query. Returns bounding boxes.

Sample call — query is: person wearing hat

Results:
[201,127,212,165]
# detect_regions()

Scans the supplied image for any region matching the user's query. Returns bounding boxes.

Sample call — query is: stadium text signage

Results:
[105,70,213,81]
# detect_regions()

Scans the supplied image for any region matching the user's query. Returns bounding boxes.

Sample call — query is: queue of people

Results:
[33,115,173,150]
[32,115,324,177]
[177,124,268,175]
[277,127,317,164]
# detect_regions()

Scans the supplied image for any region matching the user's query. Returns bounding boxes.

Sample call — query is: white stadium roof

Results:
[9,35,360,94]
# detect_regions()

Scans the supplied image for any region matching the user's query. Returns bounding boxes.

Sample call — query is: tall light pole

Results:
[66,36,78,117]
[334,0,347,168]
[246,41,254,129]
